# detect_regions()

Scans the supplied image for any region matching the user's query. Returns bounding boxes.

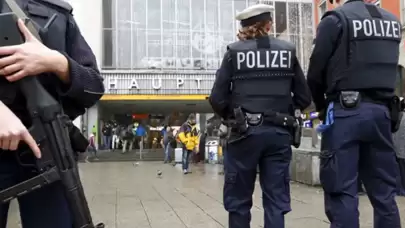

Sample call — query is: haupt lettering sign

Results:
[107,77,205,90]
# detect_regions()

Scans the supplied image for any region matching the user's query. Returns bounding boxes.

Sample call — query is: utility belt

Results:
[328,91,404,133]
[226,107,303,148]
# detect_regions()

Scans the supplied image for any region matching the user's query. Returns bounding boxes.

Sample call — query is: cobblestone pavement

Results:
[6,162,405,228]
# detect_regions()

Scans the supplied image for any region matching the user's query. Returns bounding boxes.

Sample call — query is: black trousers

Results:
[397,157,405,195]
[358,179,365,192]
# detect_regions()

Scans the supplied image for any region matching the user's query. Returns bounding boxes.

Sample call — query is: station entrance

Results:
[92,99,212,161]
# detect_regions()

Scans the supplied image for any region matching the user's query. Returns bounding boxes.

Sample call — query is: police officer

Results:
[0,0,104,227]
[307,0,402,227]
[209,4,311,228]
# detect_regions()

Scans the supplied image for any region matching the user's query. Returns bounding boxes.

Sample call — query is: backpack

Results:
[176,124,198,143]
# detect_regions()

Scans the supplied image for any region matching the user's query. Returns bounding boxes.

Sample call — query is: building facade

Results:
[64,0,316,153]
[101,0,313,72]
[65,0,316,141]
[313,0,400,25]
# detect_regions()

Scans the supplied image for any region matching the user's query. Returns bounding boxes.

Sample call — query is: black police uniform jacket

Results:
[0,0,104,125]
[307,0,401,111]
[209,35,311,118]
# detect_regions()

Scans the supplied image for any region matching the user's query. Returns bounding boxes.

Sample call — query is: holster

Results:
[292,109,303,148]
[231,107,248,134]
[389,96,404,133]
[292,123,302,148]
[255,109,301,147]
[339,91,361,109]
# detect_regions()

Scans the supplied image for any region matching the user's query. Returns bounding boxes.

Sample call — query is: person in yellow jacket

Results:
[178,114,200,174]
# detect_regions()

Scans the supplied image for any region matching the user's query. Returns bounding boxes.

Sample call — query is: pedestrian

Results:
[85,133,99,162]
[307,0,402,227]
[92,125,97,138]
[0,0,104,226]
[177,114,200,174]
[163,126,174,163]
[122,124,134,154]
[101,121,112,150]
[209,4,311,227]
[198,129,207,163]
[111,123,120,151]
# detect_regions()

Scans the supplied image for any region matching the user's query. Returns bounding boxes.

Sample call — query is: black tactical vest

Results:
[228,36,295,114]
[322,0,401,94]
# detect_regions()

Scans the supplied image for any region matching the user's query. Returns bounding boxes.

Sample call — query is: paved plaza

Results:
[6,162,405,228]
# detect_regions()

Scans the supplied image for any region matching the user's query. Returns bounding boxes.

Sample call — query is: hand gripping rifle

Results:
[0,1,104,227]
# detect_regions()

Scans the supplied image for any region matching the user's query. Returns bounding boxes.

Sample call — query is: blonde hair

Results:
[237,20,270,41]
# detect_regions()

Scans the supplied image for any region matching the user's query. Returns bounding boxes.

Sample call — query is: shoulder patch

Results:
[35,0,73,13]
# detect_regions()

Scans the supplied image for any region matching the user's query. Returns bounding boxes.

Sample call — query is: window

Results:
[318,0,327,21]
[101,0,314,71]
[274,1,287,37]
[102,0,113,68]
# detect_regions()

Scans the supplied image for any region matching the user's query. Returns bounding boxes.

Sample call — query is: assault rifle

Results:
[0,1,104,227]
[0,76,106,228]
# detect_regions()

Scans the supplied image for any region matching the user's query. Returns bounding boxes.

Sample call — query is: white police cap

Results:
[235,4,274,27]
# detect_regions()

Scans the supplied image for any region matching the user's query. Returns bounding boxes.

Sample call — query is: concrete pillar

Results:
[196,113,201,130]
[199,114,207,132]
[87,105,100,148]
